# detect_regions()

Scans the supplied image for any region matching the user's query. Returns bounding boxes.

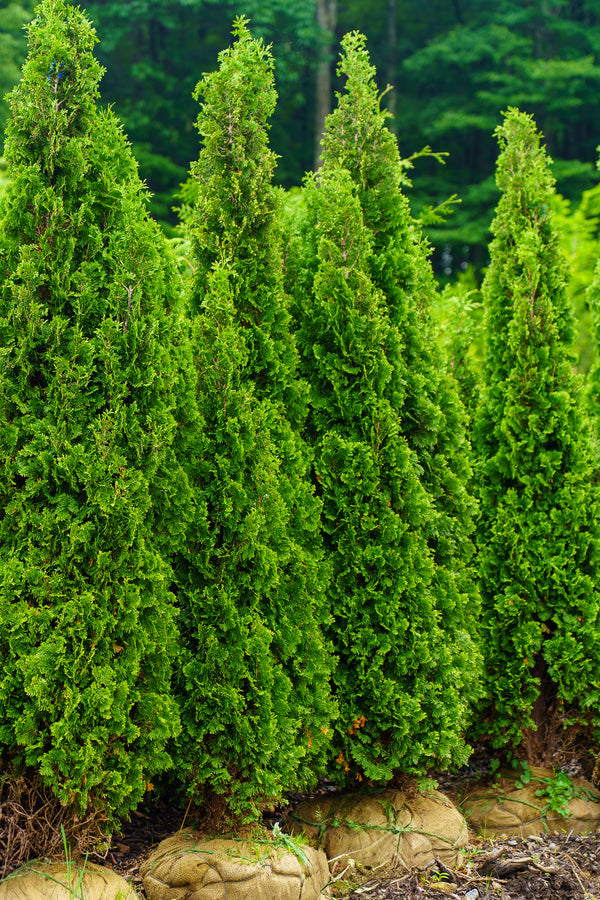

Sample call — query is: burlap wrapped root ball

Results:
[0,860,138,900]
[140,831,330,900]
[460,766,600,839]
[288,789,468,874]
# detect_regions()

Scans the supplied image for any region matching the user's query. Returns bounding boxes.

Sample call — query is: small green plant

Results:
[271,822,310,867]
[536,771,576,818]
[427,870,450,884]
[535,770,599,819]
[509,759,598,818]
[416,776,439,793]
[490,758,597,821]
[61,824,87,900]
[512,759,533,790]
[16,829,89,900]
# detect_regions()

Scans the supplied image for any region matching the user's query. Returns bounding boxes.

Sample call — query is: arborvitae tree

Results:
[295,161,476,783]
[173,19,334,825]
[320,34,479,630]
[475,108,600,764]
[588,274,600,426]
[188,17,304,427]
[287,34,481,784]
[585,164,600,422]
[0,0,191,843]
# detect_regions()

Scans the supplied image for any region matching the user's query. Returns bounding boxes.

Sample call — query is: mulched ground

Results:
[95,788,600,900]
[342,833,600,899]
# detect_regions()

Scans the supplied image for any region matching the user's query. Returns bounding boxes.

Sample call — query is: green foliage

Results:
[173,19,334,824]
[0,157,9,203]
[59,824,88,900]
[321,34,480,606]
[188,17,305,424]
[588,257,600,420]
[400,0,600,268]
[582,153,600,416]
[431,270,483,422]
[0,0,191,827]
[474,108,600,759]
[551,181,600,375]
[289,32,481,784]
[3,0,600,266]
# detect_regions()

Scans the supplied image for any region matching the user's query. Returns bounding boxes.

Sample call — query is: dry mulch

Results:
[341,832,600,899]
[89,799,185,895]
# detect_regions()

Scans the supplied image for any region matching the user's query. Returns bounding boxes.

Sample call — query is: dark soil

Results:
[89,799,186,894]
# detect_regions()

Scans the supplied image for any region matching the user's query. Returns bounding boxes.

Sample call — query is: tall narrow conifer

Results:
[300,166,474,781]
[288,34,481,784]
[475,109,600,762]
[173,20,334,824]
[320,34,479,635]
[0,0,190,841]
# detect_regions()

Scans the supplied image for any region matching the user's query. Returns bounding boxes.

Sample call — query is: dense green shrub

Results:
[172,19,335,825]
[287,33,481,785]
[474,108,600,763]
[0,0,191,830]
[320,34,479,612]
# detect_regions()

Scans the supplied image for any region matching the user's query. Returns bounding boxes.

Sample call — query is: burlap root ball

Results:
[460,766,600,839]
[140,831,330,900]
[0,860,138,900]
[288,789,468,873]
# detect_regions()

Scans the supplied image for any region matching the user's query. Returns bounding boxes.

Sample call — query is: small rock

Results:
[465,890,479,900]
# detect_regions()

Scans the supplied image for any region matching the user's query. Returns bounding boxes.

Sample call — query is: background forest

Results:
[3,0,600,282]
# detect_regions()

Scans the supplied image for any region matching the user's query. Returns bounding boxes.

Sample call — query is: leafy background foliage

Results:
[4,1,600,262]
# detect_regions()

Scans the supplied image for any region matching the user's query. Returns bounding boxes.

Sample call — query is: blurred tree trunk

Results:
[314,0,337,169]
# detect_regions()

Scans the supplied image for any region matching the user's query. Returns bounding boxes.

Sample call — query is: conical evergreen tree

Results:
[287,33,480,784]
[173,19,334,824]
[320,34,479,646]
[475,108,600,763]
[188,17,304,426]
[296,164,476,782]
[0,0,191,838]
